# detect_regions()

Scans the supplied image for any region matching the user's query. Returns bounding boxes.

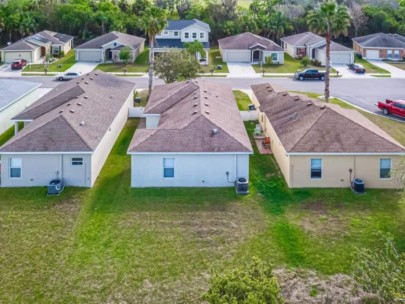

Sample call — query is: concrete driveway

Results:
[65,62,98,74]
[366,60,405,78]
[0,64,22,77]
[227,63,258,78]
[332,64,371,79]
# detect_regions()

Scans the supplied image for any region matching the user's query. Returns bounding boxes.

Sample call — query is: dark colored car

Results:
[294,69,325,81]
[348,63,366,74]
[11,59,28,70]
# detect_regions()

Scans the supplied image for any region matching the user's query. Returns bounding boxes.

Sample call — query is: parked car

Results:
[348,63,366,74]
[294,69,325,81]
[11,59,27,70]
[377,99,405,118]
[56,72,82,81]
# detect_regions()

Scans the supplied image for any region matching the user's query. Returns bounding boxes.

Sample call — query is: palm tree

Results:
[184,40,205,60]
[140,7,167,100]
[307,0,350,103]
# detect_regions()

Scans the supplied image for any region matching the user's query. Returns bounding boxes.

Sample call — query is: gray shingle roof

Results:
[218,32,283,51]
[75,31,145,50]
[352,33,405,48]
[165,19,211,32]
[1,30,73,51]
[0,79,41,111]
[0,72,135,153]
[281,32,325,46]
[128,80,252,153]
[318,41,354,52]
[251,83,405,153]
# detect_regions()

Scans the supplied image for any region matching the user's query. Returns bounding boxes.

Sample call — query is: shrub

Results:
[352,233,405,302]
[311,59,322,67]
[204,257,284,304]
[402,56,405,62]
[301,56,310,67]
[355,53,363,60]
[265,56,273,65]
[59,50,65,58]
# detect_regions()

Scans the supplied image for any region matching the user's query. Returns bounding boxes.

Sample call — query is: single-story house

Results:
[74,31,145,63]
[352,33,405,60]
[0,79,51,135]
[0,72,135,187]
[251,83,405,189]
[280,32,354,65]
[155,19,210,62]
[127,80,253,188]
[218,32,284,63]
[0,30,74,64]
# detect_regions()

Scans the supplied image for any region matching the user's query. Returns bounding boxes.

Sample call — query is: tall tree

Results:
[307,0,350,103]
[346,0,368,37]
[184,39,205,59]
[139,6,167,99]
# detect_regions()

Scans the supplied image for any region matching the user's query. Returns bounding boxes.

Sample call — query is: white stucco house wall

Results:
[0,72,135,188]
[127,80,253,188]
[0,80,51,135]
[218,32,284,64]
[74,31,145,63]
[154,19,211,62]
[280,32,354,65]
[1,31,74,64]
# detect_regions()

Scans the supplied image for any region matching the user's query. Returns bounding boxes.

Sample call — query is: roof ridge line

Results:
[60,115,93,151]
[288,103,328,152]
[331,107,405,150]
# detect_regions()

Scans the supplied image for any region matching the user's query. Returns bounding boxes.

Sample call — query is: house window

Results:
[72,157,83,166]
[163,158,174,178]
[310,159,322,179]
[174,31,179,37]
[200,32,204,39]
[9,158,22,178]
[52,46,60,54]
[394,50,400,59]
[192,32,197,39]
[271,53,277,61]
[380,158,391,179]
[163,31,169,35]
[185,32,189,39]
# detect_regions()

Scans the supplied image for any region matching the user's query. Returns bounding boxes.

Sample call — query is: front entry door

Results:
[252,49,262,62]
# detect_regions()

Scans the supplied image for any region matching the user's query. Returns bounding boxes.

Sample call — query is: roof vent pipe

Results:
[320,105,326,110]
[80,121,85,126]
[211,128,218,136]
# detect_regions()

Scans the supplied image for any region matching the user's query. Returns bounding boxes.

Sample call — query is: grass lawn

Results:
[23,50,76,73]
[252,53,337,74]
[199,47,229,74]
[1,115,405,300]
[97,48,150,73]
[234,90,251,110]
[355,58,390,74]
[388,62,405,71]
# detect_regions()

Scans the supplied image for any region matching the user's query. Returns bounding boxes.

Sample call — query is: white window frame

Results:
[271,53,278,61]
[174,31,179,37]
[380,158,391,179]
[200,32,204,39]
[310,158,322,179]
[163,31,169,36]
[185,32,189,39]
[163,158,175,179]
[192,32,197,39]
[72,157,83,166]
[9,158,22,179]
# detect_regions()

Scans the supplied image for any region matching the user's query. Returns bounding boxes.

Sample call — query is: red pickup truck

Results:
[377,99,405,118]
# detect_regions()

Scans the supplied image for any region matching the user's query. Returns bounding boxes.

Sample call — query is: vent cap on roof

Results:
[211,128,218,136]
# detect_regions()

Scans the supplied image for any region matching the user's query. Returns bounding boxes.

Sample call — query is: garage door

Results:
[77,50,103,62]
[330,52,352,64]
[366,50,380,60]
[225,51,250,63]
[3,51,32,63]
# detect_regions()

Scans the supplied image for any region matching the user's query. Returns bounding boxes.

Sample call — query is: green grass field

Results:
[0,95,405,302]
[252,53,337,74]
[96,48,150,73]
[234,90,251,110]
[199,47,229,74]
[23,50,76,73]
[355,58,390,74]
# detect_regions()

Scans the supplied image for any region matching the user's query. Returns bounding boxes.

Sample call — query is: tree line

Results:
[0,0,404,47]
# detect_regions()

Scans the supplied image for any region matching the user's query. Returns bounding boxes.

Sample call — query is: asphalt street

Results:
[3,75,405,114]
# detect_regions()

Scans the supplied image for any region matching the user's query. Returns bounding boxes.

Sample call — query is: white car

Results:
[56,72,82,81]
